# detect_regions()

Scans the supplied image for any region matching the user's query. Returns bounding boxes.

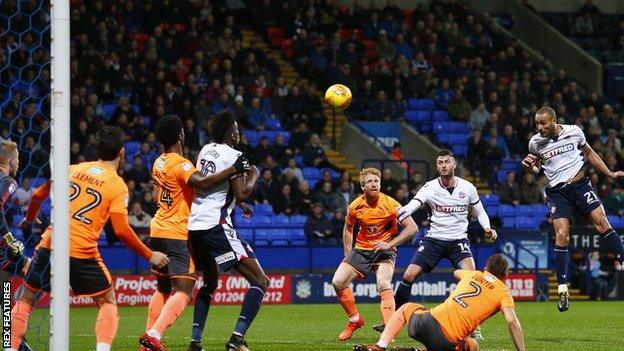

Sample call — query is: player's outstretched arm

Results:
[110,213,169,267]
[374,216,418,251]
[472,200,497,241]
[188,154,250,191]
[582,144,624,179]
[231,165,259,203]
[501,307,525,351]
[342,222,354,257]
[400,197,424,217]
[20,181,51,227]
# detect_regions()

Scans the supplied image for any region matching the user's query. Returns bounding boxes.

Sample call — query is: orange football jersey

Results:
[430,270,515,343]
[150,153,197,240]
[346,193,400,250]
[40,161,129,259]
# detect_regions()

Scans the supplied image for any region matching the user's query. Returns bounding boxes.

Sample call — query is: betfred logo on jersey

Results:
[435,205,467,212]
[541,143,574,160]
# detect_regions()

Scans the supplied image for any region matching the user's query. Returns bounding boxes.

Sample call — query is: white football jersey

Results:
[414,177,480,241]
[528,124,586,187]
[188,143,242,230]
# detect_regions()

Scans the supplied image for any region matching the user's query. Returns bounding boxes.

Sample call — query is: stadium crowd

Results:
[1,0,624,252]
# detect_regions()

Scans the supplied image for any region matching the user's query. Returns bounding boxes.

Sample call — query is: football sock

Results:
[601,229,624,265]
[10,300,32,349]
[379,289,395,324]
[151,292,191,336]
[553,245,569,285]
[191,285,214,341]
[378,303,417,347]
[394,279,413,308]
[234,284,266,336]
[146,291,168,331]
[336,287,360,321]
[96,343,111,351]
[95,302,118,346]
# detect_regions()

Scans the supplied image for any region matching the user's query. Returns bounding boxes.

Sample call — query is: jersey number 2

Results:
[453,281,482,308]
[70,182,102,225]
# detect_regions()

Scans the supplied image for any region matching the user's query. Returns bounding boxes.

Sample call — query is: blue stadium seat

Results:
[433,122,452,133]
[448,133,467,145]
[31,177,47,188]
[269,229,289,246]
[502,216,515,229]
[516,205,533,216]
[436,133,450,143]
[279,132,291,144]
[485,205,499,217]
[432,110,449,122]
[407,98,419,110]
[143,116,152,126]
[501,159,520,171]
[290,215,307,227]
[303,167,321,179]
[254,229,270,246]
[481,194,500,206]
[238,228,254,241]
[499,204,515,217]
[532,204,548,216]
[271,214,290,228]
[251,216,272,227]
[255,204,274,216]
[416,98,435,110]
[515,216,534,229]
[259,130,276,141]
[405,110,430,125]
[450,122,470,133]
[236,216,253,228]
[497,170,508,183]
[265,118,283,131]
[294,155,304,167]
[607,215,622,228]
[288,229,308,246]
[103,104,116,121]
[452,144,467,157]
[124,141,141,156]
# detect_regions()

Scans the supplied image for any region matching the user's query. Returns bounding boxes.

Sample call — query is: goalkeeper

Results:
[0,139,29,279]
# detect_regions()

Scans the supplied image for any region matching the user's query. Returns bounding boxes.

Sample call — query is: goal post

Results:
[50,0,70,349]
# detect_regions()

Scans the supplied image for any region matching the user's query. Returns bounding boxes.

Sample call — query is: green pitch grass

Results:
[25,301,624,350]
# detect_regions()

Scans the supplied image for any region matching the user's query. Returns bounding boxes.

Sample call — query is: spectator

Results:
[272,184,301,215]
[375,30,396,61]
[248,97,270,130]
[482,138,504,185]
[314,181,337,215]
[141,191,158,216]
[313,170,334,192]
[332,180,355,212]
[434,78,454,109]
[520,173,541,204]
[589,251,610,300]
[467,129,487,174]
[126,155,151,189]
[302,134,334,169]
[381,168,399,196]
[285,158,304,182]
[297,180,314,214]
[605,184,624,216]
[252,136,271,164]
[502,125,522,158]
[447,89,471,121]
[469,102,490,131]
[12,177,33,213]
[500,171,521,205]
[252,169,280,204]
[305,202,337,245]
[330,209,346,240]
[408,171,424,197]
[389,142,409,170]
[128,202,152,242]
[289,122,311,153]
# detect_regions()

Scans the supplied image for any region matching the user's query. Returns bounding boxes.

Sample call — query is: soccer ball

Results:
[324,84,352,111]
